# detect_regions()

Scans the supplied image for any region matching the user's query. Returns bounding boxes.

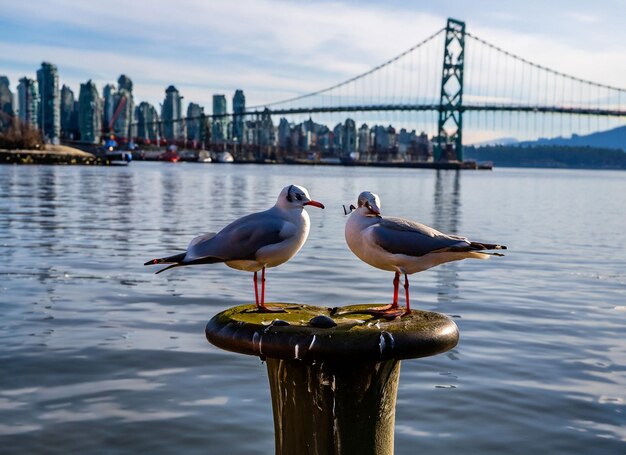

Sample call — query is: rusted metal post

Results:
[206,303,459,455]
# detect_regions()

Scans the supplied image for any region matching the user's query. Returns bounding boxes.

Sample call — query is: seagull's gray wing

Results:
[371,216,470,257]
[185,209,285,262]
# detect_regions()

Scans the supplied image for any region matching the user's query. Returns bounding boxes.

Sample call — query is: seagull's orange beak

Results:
[304,200,325,209]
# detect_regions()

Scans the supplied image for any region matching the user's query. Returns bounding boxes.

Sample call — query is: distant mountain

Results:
[471,137,518,147]
[464,125,626,169]
[518,125,626,151]
[465,144,626,169]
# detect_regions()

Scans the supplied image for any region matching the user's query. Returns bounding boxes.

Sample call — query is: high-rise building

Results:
[17,77,39,127]
[277,117,291,149]
[258,108,275,148]
[78,80,102,144]
[212,94,227,143]
[0,76,14,132]
[161,85,183,141]
[186,102,204,144]
[317,125,331,154]
[232,89,245,143]
[415,132,433,161]
[118,74,132,92]
[111,75,134,140]
[102,84,116,131]
[60,84,79,139]
[342,118,357,157]
[135,102,159,143]
[358,123,370,154]
[332,123,343,152]
[37,62,60,144]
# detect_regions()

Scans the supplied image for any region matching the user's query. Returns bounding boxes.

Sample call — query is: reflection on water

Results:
[432,170,461,234]
[1,164,625,455]
[433,170,462,306]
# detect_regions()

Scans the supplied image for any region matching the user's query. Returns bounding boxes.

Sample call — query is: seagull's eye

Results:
[295,193,302,201]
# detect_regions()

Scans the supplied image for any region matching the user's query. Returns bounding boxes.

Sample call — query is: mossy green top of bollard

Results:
[206,303,459,362]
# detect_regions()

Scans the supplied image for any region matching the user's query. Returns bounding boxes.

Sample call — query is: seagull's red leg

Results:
[260,266,266,309]
[349,272,402,317]
[252,266,285,313]
[253,271,259,307]
[391,271,400,309]
[340,271,403,318]
[403,274,411,314]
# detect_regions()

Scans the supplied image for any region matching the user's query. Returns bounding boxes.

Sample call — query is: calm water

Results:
[0,163,624,454]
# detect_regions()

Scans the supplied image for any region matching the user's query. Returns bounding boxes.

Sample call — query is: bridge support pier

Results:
[436,18,466,162]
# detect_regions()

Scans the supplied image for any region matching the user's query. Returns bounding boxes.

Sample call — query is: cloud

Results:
[566,11,601,24]
[1,0,625,122]
[0,0,445,110]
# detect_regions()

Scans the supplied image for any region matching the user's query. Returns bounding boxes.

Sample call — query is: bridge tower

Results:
[436,18,466,162]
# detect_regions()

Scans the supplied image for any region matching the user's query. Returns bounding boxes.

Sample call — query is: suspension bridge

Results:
[128,18,626,163]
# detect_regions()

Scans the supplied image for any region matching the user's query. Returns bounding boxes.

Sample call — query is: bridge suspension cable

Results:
[249,27,445,110]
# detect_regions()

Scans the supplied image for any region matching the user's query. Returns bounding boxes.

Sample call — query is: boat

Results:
[215,151,234,163]
[159,145,180,163]
[106,150,132,166]
[102,137,132,165]
[197,150,212,163]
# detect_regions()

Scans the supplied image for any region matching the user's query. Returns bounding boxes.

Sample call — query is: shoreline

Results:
[0,145,99,165]
[2,147,624,170]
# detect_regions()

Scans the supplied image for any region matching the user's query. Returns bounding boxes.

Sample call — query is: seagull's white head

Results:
[356,191,382,217]
[276,184,325,210]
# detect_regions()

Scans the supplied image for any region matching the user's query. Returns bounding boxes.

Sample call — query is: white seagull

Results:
[345,191,506,317]
[145,184,324,312]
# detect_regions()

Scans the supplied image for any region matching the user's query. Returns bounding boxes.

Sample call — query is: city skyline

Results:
[1,0,626,114]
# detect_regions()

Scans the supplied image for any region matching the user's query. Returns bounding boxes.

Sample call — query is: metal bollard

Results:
[206,303,459,455]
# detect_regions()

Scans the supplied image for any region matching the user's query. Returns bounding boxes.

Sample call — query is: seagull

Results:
[344,191,506,317]
[145,184,324,312]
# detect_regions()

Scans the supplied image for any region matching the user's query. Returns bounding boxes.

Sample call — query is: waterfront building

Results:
[357,123,370,155]
[118,74,132,92]
[0,76,14,132]
[316,125,331,154]
[232,89,245,143]
[415,132,433,161]
[371,125,390,152]
[60,84,79,139]
[212,94,227,143]
[17,77,39,127]
[300,117,315,151]
[332,123,343,153]
[277,117,291,149]
[161,85,183,141]
[342,118,357,158]
[258,108,275,147]
[78,80,102,144]
[36,62,60,144]
[186,102,204,145]
[397,128,415,158]
[111,75,134,140]
[386,125,397,153]
[296,124,310,152]
[135,102,159,143]
[102,84,116,132]
[243,109,275,151]
[289,127,300,153]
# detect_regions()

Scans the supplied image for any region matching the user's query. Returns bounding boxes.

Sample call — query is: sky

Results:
[1,0,626,140]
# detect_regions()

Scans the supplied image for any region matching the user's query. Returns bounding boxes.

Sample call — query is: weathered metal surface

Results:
[206,303,459,362]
